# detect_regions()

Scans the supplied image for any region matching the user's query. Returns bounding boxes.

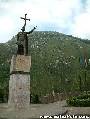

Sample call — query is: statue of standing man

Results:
[16,14,37,55]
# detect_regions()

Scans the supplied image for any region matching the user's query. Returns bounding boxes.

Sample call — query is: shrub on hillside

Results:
[31,94,41,104]
[67,94,90,107]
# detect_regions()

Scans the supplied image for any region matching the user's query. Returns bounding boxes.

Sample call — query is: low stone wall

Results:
[40,92,80,104]
[40,93,64,104]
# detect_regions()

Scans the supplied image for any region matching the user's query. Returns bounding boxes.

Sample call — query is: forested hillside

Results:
[0,31,90,101]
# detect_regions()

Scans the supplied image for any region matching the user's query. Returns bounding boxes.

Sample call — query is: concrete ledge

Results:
[10,71,30,75]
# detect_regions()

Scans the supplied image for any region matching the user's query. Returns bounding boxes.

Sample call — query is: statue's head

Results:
[21,26,25,32]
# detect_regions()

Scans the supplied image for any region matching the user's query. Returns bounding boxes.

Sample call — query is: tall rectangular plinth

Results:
[8,55,31,110]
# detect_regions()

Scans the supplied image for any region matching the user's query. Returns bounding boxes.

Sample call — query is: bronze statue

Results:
[16,14,37,55]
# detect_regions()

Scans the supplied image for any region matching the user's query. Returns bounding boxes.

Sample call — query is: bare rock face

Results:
[8,55,31,110]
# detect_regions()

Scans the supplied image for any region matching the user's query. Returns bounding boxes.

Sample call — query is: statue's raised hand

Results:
[34,26,37,29]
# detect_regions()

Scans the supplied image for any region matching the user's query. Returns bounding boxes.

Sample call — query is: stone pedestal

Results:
[8,55,31,110]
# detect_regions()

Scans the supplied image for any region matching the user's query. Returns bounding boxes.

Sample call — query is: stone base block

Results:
[8,74,30,110]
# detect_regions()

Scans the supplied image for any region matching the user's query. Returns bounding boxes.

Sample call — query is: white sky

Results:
[0,0,90,43]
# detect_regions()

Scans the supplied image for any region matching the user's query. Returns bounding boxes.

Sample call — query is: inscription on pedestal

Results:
[10,55,31,73]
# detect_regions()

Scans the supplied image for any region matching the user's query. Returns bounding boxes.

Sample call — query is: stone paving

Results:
[0,100,90,118]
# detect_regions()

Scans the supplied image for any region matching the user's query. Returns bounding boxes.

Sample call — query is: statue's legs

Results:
[17,45,24,55]
[25,38,28,55]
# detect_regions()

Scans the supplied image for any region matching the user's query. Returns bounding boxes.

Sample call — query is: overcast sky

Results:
[0,0,90,43]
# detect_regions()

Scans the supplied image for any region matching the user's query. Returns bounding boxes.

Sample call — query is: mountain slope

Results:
[0,31,90,100]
